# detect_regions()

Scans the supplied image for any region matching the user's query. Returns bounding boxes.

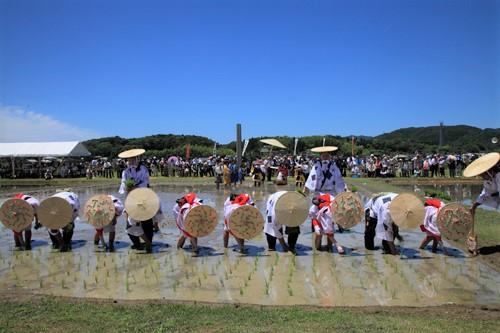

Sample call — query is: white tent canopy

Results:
[0,141,91,157]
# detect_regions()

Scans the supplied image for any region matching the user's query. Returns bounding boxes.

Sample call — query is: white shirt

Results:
[119,164,150,194]
[52,191,80,222]
[264,191,287,238]
[366,192,398,242]
[476,173,500,208]
[305,160,346,194]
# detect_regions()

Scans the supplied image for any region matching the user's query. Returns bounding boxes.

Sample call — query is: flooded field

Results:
[0,183,499,307]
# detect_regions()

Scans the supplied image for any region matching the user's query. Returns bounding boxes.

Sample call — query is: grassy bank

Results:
[0,296,498,333]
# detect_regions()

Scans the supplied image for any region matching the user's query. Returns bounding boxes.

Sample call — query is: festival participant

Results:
[465,152,500,216]
[173,192,203,254]
[93,195,124,252]
[223,193,254,253]
[366,192,400,255]
[49,191,80,252]
[309,193,344,254]
[419,198,446,253]
[304,146,347,232]
[118,149,157,251]
[294,166,305,188]
[264,191,308,254]
[11,193,39,250]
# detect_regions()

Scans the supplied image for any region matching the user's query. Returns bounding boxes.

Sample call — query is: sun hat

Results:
[388,193,425,229]
[118,149,146,159]
[310,146,338,153]
[124,188,160,221]
[84,194,116,228]
[183,205,218,237]
[274,191,309,227]
[228,205,264,239]
[38,197,73,229]
[0,199,34,232]
[463,152,500,177]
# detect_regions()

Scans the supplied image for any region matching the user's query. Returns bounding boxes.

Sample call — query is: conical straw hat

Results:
[84,194,116,228]
[311,146,338,153]
[389,193,425,229]
[437,202,473,241]
[38,197,73,229]
[260,139,286,149]
[275,191,309,227]
[118,148,146,159]
[331,192,364,229]
[0,198,34,232]
[228,205,264,240]
[124,188,160,221]
[463,152,500,177]
[184,205,218,237]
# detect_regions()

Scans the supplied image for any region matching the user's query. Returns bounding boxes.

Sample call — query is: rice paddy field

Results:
[0,177,499,332]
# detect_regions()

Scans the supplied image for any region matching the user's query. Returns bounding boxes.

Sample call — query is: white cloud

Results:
[0,105,99,142]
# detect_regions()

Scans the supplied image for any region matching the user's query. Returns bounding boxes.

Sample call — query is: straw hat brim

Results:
[0,198,34,232]
[118,148,146,159]
[463,152,500,177]
[331,192,364,229]
[389,193,425,229]
[274,191,309,227]
[84,194,116,228]
[124,188,160,221]
[311,146,338,153]
[38,197,73,229]
[437,202,473,241]
[184,205,218,237]
[228,205,264,239]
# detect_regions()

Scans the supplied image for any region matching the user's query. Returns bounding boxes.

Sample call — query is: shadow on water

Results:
[399,248,433,260]
[70,239,87,250]
[479,245,500,255]
[30,239,49,249]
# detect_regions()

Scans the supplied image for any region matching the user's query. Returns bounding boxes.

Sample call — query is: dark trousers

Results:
[266,233,278,250]
[265,227,300,251]
[364,217,377,250]
[142,219,154,242]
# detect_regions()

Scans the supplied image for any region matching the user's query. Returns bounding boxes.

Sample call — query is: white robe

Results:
[477,173,500,209]
[305,160,346,194]
[263,191,287,238]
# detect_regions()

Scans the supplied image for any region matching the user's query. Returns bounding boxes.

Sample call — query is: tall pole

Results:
[236,123,242,168]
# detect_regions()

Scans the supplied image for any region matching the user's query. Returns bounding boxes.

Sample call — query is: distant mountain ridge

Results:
[84,125,499,158]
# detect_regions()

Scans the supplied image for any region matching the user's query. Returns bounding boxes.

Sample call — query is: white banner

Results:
[242,139,250,156]
[213,142,217,156]
[293,138,299,156]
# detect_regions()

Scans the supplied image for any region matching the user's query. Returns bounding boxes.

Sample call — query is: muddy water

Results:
[0,183,499,307]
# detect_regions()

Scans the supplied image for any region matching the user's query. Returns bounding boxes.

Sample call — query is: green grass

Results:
[0,297,498,333]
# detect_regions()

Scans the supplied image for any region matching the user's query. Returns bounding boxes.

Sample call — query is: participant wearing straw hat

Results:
[124,188,162,253]
[464,152,500,216]
[118,149,149,195]
[304,146,347,232]
[118,148,160,252]
[86,195,124,252]
[264,191,309,254]
[309,193,345,254]
[419,198,447,253]
[41,191,80,252]
[365,192,400,255]
[173,192,203,254]
[0,193,40,250]
[223,193,254,253]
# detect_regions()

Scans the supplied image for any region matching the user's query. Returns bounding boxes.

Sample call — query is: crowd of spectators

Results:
[0,152,481,181]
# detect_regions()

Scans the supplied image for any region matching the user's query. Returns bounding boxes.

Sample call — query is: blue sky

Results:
[1,0,499,143]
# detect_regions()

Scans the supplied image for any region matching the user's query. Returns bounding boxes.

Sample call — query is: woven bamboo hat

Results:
[311,146,338,153]
[184,205,218,237]
[124,188,160,221]
[84,194,116,228]
[0,199,34,232]
[463,152,500,177]
[331,192,364,229]
[388,193,425,229]
[274,191,309,227]
[437,202,473,241]
[118,148,146,159]
[38,197,73,229]
[228,205,264,240]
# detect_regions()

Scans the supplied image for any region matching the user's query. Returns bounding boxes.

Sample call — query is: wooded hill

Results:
[84,125,499,159]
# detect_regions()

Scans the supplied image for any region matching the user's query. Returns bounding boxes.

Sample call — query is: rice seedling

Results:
[219,277,224,288]
[83,280,87,290]
[125,276,130,292]
[240,287,244,296]
[198,277,201,287]
[287,284,293,296]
